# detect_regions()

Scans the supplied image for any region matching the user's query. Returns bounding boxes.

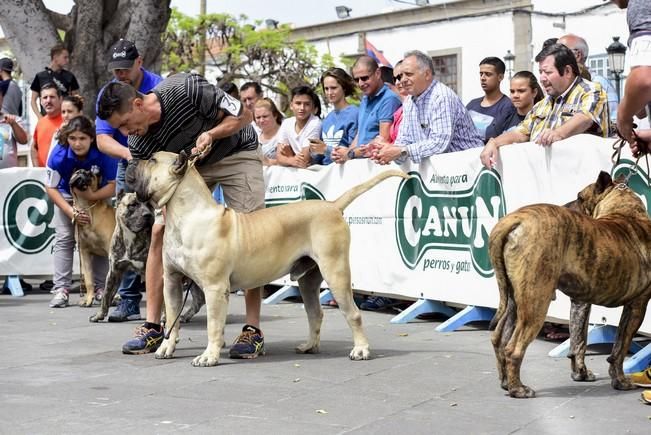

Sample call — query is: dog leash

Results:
[611,129,650,185]
[163,280,193,340]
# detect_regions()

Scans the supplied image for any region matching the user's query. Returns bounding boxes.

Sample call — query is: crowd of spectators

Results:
[2,0,651,392]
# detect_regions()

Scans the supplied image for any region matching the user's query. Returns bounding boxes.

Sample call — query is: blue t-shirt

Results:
[46,144,119,196]
[316,105,359,165]
[466,94,516,143]
[95,68,163,147]
[357,84,402,146]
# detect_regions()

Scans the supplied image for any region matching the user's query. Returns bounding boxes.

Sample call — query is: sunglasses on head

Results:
[354,75,371,83]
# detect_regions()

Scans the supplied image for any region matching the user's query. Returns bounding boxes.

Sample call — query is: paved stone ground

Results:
[2,288,651,434]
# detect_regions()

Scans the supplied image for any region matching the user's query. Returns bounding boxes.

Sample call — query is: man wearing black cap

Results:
[0,57,23,116]
[96,39,163,323]
[29,44,79,119]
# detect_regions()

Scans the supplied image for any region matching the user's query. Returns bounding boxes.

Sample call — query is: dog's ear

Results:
[172,150,189,175]
[595,171,613,193]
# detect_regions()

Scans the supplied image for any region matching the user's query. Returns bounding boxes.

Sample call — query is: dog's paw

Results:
[612,377,637,390]
[89,312,106,323]
[154,340,175,359]
[349,345,370,360]
[571,369,596,382]
[509,385,536,398]
[78,297,94,308]
[191,351,219,367]
[295,342,319,354]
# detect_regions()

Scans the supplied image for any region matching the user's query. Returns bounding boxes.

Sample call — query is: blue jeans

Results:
[116,159,145,302]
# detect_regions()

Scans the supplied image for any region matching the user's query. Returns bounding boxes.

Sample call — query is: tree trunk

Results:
[0,0,60,83]
[0,0,171,118]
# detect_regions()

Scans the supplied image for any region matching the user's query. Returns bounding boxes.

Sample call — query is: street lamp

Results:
[606,36,627,101]
[335,6,352,19]
[265,19,279,29]
[504,50,515,79]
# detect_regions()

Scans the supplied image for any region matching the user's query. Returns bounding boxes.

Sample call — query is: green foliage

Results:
[161,8,336,101]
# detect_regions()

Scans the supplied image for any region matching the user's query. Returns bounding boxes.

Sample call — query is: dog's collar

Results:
[615,183,630,191]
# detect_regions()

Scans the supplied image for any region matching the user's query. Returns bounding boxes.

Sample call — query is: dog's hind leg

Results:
[607,297,649,390]
[492,296,516,390]
[568,300,595,382]
[504,291,552,398]
[192,279,230,367]
[155,270,185,360]
[296,268,324,354]
[320,262,369,360]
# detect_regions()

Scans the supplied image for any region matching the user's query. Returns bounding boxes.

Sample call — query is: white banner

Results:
[2,136,649,332]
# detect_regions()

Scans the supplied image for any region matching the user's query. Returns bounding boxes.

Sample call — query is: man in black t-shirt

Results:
[97,74,266,358]
[30,44,80,119]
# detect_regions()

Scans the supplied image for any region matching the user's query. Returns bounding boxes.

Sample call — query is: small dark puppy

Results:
[90,193,204,322]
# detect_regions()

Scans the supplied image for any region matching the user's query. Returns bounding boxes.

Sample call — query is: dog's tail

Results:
[487,216,519,331]
[334,170,410,212]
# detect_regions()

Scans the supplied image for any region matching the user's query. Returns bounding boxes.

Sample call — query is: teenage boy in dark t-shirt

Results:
[97,74,265,358]
[466,57,516,143]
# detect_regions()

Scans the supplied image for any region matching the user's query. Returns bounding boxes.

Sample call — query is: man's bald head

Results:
[558,34,589,65]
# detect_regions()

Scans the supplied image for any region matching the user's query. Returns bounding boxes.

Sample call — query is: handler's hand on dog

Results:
[480,140,498,169]
[70,207,90,225]
[191,132,213,157]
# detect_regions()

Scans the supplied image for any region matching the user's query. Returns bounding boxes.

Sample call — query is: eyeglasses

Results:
[354,75,370,83]
[393,73,403,82]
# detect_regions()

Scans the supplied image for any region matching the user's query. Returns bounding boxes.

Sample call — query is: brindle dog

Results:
[89,193,205,323]
[489,171,651,398]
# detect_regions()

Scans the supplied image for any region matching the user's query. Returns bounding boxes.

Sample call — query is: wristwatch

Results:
[347,148,356,159]
[399,147,408,159]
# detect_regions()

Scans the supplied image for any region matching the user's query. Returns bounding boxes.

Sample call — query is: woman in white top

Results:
[254,98,283,166]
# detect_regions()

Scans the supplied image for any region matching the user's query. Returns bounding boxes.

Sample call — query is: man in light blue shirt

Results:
[332,56,401,163]
[370,50,483,164]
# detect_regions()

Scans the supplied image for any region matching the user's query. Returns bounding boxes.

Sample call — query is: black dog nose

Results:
[125,159,140,190]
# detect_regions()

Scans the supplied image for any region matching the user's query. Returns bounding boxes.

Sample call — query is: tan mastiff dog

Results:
[489,171,651,398]
[127,151,408,367]
[70,169,116,307]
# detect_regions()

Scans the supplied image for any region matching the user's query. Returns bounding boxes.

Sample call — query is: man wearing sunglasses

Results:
[332,56,401,163]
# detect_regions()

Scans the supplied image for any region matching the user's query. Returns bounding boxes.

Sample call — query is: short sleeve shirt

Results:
[46,145,119,196]
[95,68,163,147]
[277,115,322,155]
[517,77,609,141]
[357,84,402,145]
[30,67,79,96]
[128,73,258,164]
[466,95,516,143]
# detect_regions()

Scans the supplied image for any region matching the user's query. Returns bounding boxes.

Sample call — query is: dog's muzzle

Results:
[125,159,149,202]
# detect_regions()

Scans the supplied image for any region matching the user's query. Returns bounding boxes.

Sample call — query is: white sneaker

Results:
[49,289,69,308]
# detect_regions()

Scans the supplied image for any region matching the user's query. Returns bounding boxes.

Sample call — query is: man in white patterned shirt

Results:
[369,50,483,165]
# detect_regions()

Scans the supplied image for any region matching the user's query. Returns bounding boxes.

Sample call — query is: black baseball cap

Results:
[0,58,13,72]
[107,39,139,70]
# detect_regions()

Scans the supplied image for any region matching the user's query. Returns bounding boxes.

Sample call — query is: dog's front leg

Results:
[155,270,184,360]
[78,243,96,307]
[192,282,229,367]
[568,300,595,382]
[90,260,125,322]
[608,298,648,390]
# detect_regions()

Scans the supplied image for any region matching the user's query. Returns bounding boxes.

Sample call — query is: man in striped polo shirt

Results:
[480,43,609,168]
[97,73,267,358]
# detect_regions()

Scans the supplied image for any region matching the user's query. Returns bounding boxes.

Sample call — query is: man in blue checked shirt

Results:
[368,50,483,165]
